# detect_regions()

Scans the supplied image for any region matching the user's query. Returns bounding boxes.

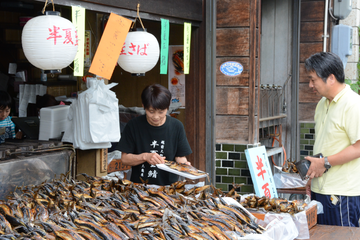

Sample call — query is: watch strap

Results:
[324,156,331,173]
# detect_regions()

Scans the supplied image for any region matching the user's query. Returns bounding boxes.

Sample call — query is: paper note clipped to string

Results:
[72,6,85,77]
[160,19,169,74]
[183,22,191,74]
[89,13,132,80]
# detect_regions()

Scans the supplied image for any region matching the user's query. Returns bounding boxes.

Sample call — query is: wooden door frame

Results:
[183,1,208,175]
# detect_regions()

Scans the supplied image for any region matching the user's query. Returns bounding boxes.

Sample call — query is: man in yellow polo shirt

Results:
[304,52,360,226]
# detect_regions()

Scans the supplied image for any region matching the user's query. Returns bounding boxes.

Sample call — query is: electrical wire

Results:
[328,0,339,21]
[270,125,287,167]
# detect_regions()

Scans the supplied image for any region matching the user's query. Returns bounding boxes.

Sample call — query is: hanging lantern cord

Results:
[42,0,55,14]
[131,3,146,31]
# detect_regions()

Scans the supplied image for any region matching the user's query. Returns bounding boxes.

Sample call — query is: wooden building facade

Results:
[215,0,333,158]
[2,0,335,187]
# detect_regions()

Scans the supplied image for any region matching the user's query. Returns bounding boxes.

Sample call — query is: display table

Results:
[305,224,360,239]
[276,187,306,194]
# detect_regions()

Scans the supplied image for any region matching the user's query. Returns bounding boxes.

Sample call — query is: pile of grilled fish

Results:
[281,159,299,173]
[241,195,307,215]
[0,173,266,239]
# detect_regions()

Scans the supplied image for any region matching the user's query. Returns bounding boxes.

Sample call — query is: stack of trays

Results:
[39,105,70,141]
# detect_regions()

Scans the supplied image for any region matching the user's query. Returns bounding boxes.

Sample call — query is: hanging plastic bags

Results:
[62,79,120,150]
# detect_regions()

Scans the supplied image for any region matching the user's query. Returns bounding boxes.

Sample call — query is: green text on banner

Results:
[160,19,169,74]
[72,6,85,76]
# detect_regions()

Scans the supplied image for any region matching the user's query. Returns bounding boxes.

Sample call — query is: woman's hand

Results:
[145,152,165,165]
[175,156,191,165]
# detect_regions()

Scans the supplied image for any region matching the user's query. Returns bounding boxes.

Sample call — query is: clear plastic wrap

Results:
[256,200,320,240]
[273,170,308,188]
[0,150,72,200]
[223,197,299,240]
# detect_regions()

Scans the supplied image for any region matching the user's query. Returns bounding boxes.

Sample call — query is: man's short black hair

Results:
[141,84,171,110]
[0,90,12,110]
[304,52,345,83]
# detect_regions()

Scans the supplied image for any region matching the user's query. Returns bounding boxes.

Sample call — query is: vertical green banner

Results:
[160,19,170,74]
[183,22,191,74]
[72,6,85,76]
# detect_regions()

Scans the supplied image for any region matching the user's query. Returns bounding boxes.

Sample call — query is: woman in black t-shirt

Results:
[118,84,192,186]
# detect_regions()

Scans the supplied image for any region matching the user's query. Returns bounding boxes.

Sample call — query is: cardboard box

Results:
[108,159,131,173]
[249,204,317,229]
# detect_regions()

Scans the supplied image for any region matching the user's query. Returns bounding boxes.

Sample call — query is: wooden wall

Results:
[299,0,332,121]
[77,0,203,22]
[216,0,260,144]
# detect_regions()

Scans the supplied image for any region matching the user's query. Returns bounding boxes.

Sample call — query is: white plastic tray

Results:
[157,163,208,180]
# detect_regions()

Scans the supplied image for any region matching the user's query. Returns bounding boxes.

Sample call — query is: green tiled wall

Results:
[299,122,315,160]
[215,123,315,195]
[215,144,254,194]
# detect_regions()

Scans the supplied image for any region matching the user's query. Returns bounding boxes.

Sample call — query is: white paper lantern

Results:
[21,11,78,74]
[117,30,160,76]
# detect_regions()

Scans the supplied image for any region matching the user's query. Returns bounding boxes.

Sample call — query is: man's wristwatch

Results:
[324,156,331,173]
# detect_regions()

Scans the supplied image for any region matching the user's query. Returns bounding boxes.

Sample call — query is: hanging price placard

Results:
[183,22,191,74]
[72,6,85,76]
[160,19,169,74]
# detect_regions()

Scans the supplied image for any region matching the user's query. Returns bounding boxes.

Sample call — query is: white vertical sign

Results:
[245,146,278,198]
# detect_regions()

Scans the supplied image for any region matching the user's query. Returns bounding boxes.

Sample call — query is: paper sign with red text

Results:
[89,13,132,79]
[245,146,278,198]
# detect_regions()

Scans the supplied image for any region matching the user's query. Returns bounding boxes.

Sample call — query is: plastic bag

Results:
[107,150,122,165]
[87,81,120,143]
[61,79,118,149]
[102,170,130,181]
[222,197,299,240]
[256,200,321,240]
[262,216,298,240]
[273,169,308,188]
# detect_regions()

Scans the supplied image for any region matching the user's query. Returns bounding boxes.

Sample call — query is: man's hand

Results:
[304,155,326,179]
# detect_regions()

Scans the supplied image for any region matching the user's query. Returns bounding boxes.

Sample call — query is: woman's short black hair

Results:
[141,84,171,110]
[304,52,345,83]
[0,90,12,110]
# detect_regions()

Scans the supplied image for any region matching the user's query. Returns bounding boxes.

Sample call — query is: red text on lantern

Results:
[46,25,77,46]
[47,25,62,45]
[62,28,74,45]
[120,42,150,56]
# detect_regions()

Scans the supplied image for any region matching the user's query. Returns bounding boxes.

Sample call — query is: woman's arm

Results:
[121,152,166,166]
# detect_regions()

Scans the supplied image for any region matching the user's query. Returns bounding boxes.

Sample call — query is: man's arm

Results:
[121,152,165,166]
[306,140,360,178]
